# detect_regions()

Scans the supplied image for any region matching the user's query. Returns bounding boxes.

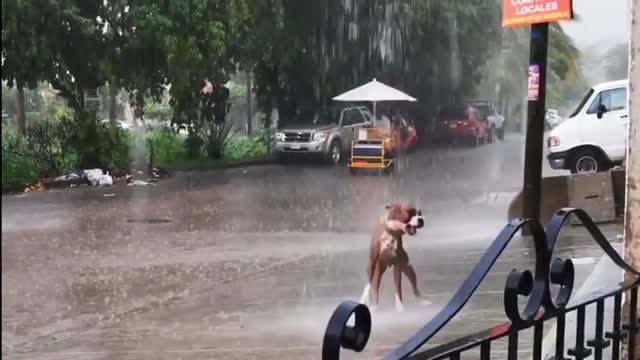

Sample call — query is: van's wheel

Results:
[497,126,505,141]
[570,148,607,174]
[327,140,342,165]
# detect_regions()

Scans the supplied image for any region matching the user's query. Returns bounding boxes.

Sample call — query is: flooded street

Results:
[2,135,622,359]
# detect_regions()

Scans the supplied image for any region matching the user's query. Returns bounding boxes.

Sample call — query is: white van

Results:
[547,79,629,174]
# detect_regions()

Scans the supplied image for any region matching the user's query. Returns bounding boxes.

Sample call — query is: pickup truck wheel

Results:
[327,140,342,165]
[570,149,606,174]
[488,126,496,143]
[497,126,505,141]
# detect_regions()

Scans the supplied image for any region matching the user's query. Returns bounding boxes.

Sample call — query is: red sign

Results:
[503,0,572,28]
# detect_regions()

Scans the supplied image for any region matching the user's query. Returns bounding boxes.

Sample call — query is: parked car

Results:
[547,79,629,174]
[99,119,134,130]
[545,109,562,130]
[435,105,488,146]
[392,115,418,151]
[466,100,505,141]
[273,106,372,164]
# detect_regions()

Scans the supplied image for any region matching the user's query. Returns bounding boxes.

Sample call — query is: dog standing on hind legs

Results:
[360,203,427,312]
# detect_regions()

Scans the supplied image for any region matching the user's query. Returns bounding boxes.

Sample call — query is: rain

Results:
[1,0,634,359]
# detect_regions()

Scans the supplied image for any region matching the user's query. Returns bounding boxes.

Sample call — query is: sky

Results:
[561,0,631,51]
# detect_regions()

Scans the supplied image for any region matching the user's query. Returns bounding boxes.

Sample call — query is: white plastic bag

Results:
[82,169,104,187]
[98,171,114,187]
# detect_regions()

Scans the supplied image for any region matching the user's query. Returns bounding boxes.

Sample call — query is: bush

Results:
[60,111,132,173]
[2,128,38,189]
[225,136,269,161]
[99,124,133,173]
[254,128,274,152]
[146,127,187,168]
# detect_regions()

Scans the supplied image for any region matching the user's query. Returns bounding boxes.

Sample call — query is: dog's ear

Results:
[385,203,407,221]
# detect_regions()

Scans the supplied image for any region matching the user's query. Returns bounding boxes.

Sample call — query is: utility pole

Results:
[246,70,252,136]
[624,0,640,357]
[522,23,549,232]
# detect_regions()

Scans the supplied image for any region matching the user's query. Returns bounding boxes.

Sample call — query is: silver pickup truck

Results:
[273,106,373,164]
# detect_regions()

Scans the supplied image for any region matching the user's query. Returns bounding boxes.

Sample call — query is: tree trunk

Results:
[624,1,640,357]
[15,84,26,134]
[109,78,118,125]
[246,70,252,136]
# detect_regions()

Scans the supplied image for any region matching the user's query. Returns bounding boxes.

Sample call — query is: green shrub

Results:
[225,136,269,161]
[99,124,133,173]
[254,128,274,152]
[2,128,38,189]
[146,127,187,168]
[144,102,173,121]
[60,111,132,173]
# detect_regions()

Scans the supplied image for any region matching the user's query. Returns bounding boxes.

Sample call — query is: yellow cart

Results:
[348,127,397,175]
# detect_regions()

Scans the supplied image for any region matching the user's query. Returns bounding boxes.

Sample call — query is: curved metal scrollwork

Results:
[322,208,640,360]
[322,301,372,360]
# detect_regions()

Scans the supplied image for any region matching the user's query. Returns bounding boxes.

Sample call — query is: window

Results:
[569,88,594,118]
[587,88,627,114]
[342,109,362,126]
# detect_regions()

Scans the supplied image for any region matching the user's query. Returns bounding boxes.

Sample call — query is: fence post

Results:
[624,0,640,357]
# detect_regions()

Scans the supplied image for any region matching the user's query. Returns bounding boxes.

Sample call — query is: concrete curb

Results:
[171,158,275,172]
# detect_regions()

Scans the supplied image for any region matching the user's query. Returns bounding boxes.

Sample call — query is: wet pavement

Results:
[2,133,623,359]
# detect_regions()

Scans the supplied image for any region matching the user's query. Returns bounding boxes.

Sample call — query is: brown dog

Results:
[359,203,425,312]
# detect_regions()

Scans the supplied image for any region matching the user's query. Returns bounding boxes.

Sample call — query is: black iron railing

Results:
[322,208,640,360]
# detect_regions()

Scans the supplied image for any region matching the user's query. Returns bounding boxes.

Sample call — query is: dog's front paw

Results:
[395,295,405,312]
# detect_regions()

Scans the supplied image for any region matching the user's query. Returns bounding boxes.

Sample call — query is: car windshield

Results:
[568,88,595,118]
[439,106,468,121]
[296,109,338,125]
[469,104,491,117]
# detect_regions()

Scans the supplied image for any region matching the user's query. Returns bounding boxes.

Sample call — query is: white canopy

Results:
[333,78,416,126]
[332,78,417,102]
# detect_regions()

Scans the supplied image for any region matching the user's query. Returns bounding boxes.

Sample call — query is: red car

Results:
[435,105,488,146]
[392,115,418,151]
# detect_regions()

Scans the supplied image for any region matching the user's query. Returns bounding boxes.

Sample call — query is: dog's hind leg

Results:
[393,265,404,312]
[402,263,421,297]
[402,263,431,306]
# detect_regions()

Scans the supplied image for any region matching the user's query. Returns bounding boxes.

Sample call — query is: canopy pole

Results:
[373,102,377,127]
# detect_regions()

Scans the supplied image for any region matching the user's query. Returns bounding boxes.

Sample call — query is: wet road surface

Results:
[2,134,622,359]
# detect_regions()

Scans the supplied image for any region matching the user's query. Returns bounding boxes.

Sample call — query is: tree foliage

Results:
[603,43,630,81]
[2,0,585,136]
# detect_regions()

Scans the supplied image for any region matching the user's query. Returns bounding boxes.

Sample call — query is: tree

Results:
[1,0,57,133]
[603,43,630,81]
[42,0,108,112]
[251,0,503,133]
[97,0,169,124]
[476,22,584,125]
